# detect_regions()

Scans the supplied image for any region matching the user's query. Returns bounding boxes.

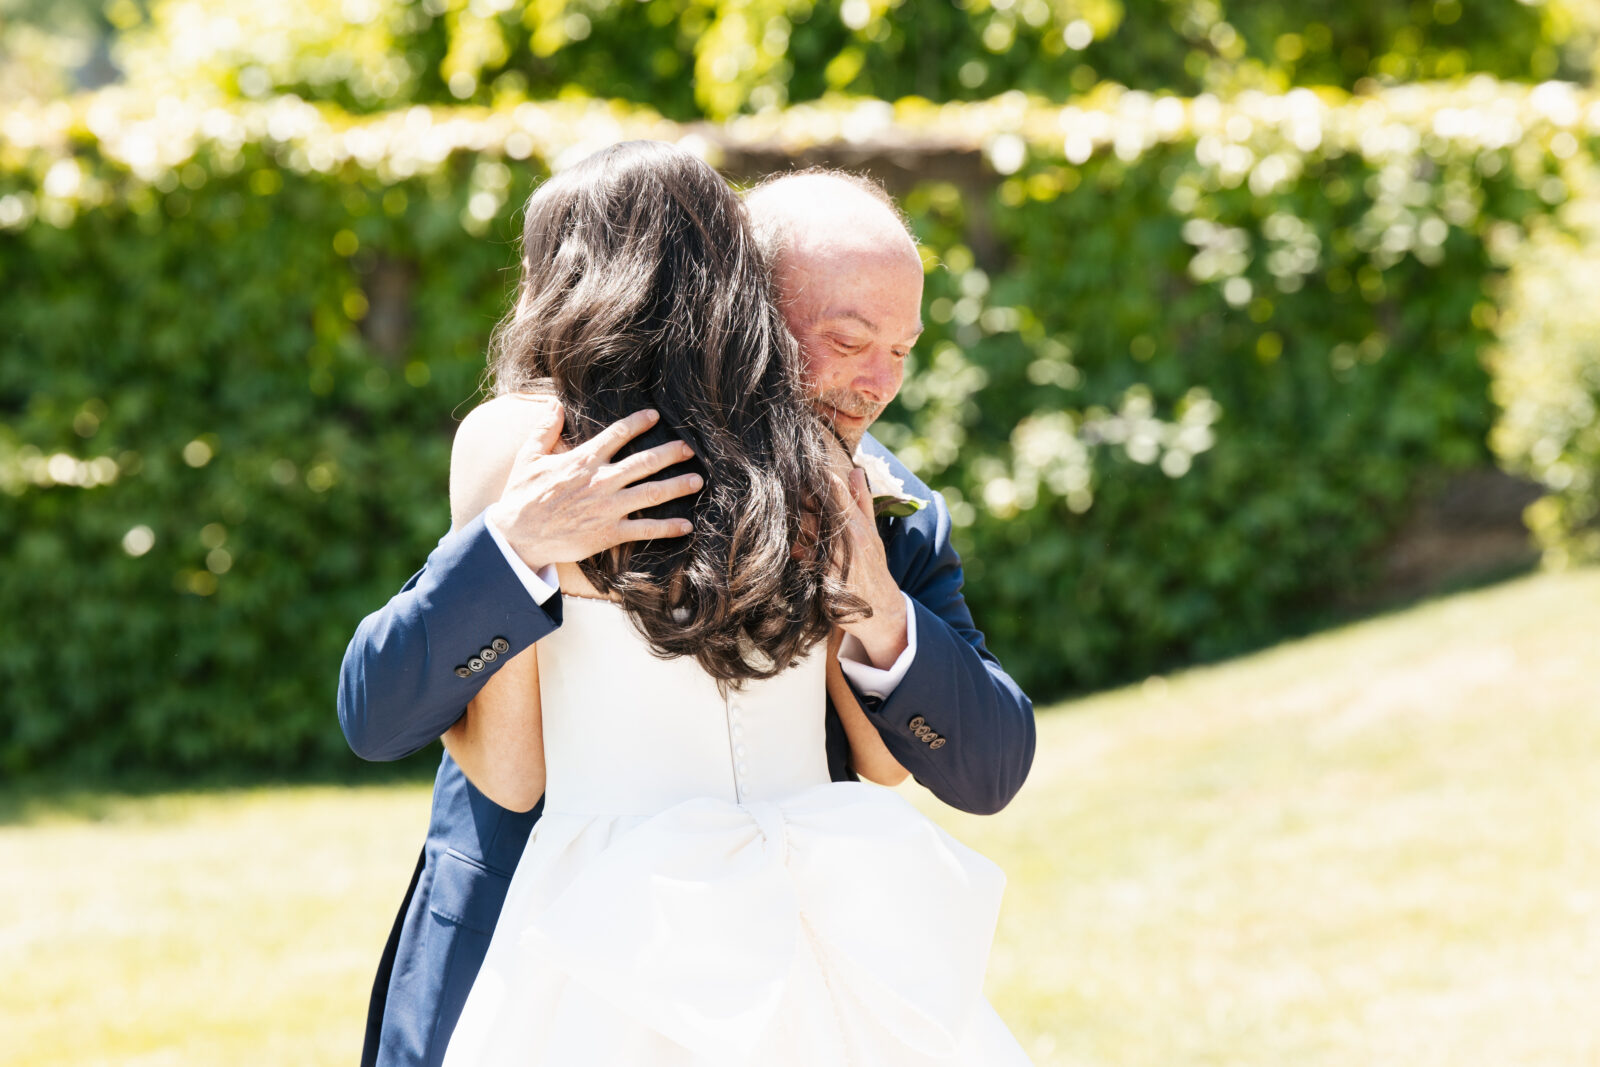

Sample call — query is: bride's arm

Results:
[439,394,558,811]
[444,643,545,811]
[827,628,908,786]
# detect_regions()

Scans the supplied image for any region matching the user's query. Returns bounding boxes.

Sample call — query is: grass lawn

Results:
[4,568,1598,1065]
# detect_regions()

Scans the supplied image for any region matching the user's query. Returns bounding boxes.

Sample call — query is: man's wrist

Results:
[483,507,560,606]
[848,596,909,669]
[486,502,554,570]
[838,592,918,699]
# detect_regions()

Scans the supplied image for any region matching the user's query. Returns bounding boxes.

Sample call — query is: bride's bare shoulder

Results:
[456,392,560,447]
[449,392,563,530]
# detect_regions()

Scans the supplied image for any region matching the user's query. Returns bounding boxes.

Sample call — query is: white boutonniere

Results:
[853,447,929,519]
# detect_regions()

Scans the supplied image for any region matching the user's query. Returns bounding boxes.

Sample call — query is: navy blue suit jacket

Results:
[337,435,1035,1067]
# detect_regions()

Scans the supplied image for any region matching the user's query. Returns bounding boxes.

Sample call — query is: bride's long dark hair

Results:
[488,140,863,684]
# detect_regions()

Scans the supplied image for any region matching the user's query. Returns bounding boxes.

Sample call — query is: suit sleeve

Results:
[337,512,563,762]
[850,492,1036,816]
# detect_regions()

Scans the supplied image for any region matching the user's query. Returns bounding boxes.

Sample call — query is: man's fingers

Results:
[607,438,695,485]
[527,398,564,455]
[509,398,565,465]
[615,516,694,542]
[621,472,704,511]
[584,408,660,461]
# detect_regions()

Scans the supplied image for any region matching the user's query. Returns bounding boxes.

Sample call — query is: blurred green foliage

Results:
[0,0,125,99]
[102,0,1600,120]
[1,84,1590,773]
[894,168,1497,688]
[0,109,541,773]
[1488,194,1600,566]
[861,82,1595,688]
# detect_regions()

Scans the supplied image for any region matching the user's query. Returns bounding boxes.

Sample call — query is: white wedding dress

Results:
[442,594,1031,1066]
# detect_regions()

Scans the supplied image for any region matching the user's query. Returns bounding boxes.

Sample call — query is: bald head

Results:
[744,171,924,448]
[745,171,920,283]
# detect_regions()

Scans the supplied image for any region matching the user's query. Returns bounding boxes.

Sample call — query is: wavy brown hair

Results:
[488,140,863,684]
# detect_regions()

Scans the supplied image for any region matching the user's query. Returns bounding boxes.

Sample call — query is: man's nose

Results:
[853,347,900,403]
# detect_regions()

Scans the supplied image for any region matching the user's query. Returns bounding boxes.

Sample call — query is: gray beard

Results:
[812,389,881,449]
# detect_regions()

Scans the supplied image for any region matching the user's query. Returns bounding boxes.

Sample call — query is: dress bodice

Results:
[536,595,831,816]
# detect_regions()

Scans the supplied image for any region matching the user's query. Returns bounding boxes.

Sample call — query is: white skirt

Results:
[442,781,1031,1066]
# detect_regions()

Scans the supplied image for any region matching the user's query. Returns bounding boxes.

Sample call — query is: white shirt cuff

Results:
[483,513,560,606]
[836,592,917,701]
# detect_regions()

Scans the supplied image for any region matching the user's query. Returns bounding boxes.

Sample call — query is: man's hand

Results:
[486,406,701,568]
[834,465,909,669]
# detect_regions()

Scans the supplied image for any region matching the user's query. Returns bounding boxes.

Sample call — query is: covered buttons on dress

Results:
[728,699,750,800]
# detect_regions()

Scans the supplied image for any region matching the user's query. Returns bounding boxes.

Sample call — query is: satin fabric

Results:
[340,436,1037,1067]
[441,597,1030,1065]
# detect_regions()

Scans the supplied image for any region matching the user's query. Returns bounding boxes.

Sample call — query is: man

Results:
[338,169,1036,1067]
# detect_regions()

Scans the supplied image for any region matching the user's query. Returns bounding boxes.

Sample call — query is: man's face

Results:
[777,246,925,451]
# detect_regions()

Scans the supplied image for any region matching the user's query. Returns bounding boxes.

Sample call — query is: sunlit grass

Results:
[5,568,1598,1065]
[923,567,1600,1066]
[2,786,426,1067]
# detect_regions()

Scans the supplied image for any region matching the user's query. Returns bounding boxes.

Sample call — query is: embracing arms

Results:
[336,396,698,765]
[831,440,1037,815]
[339,395,906,795]
[335,398,1030,808]
[336,510,559,763]
[442,396,908,797]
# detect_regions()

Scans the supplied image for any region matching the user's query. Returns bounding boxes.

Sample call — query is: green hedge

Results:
[0,83,1591,774]
[1488,185,1600,567]
[111,0,1595,120]
[1,97,551,774]
[872,83,1597,687]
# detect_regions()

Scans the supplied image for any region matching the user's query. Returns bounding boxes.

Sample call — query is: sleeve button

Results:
[908,716,926,731]
[491,637,510,654]
[467,656,485,672]
[479,646,498,662]
[929,737,946,750]
[454,665,472,679]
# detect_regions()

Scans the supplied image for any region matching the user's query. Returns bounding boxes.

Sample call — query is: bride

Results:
[437,140,1029,1065]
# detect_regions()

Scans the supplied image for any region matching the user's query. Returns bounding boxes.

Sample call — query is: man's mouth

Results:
[814,395,878,425]
[819,403,863,425]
